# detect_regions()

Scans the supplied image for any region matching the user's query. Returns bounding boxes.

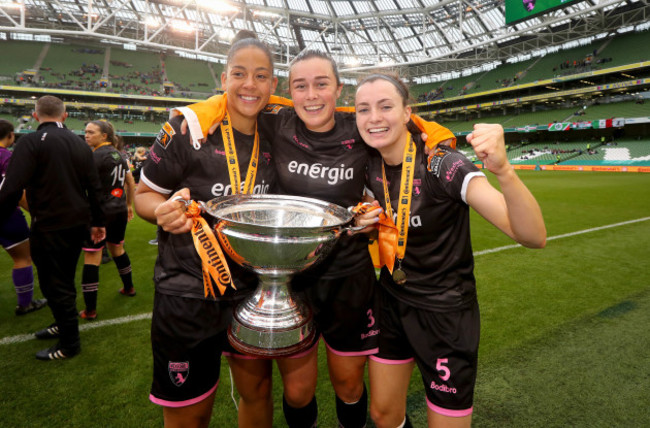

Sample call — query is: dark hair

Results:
[35,95,65,119]
[289,49,341,87]
[357,73,420,135]
[114,134,125,151]
[226,30,274,75]
[0,119,14,140]
[356,73,411,106]
[87,120,116,145]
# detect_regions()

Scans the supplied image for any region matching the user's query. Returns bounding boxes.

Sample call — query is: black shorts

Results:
[293,261,379,356]
[83,211,127,250]
[150,292,238,407]
[371,286,480,416]
[0,208,29,249]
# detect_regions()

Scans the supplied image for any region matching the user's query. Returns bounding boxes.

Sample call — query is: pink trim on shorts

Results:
[224,337,320,360]
[369,355,414,364]
[149,380,219,408]
[83,247,104,252]
[323,339,378,357]
[426,398,473,417]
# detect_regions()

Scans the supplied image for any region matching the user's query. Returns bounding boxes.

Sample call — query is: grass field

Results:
[1,171,649,427]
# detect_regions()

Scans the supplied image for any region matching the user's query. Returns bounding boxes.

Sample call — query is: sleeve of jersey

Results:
[140,119,187,195]
[0,138,36,221]
[427,149,485,204]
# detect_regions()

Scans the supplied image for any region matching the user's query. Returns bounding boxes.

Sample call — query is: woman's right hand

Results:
[180,119,219,143]
[350,200,382,235]
[154,188,194,234]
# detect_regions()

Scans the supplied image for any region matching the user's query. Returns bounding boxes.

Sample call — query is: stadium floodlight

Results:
[197,0,238,15]
[144,17,160,28]
[171,20,196,33]
[253,10,281,19]
[219,29,234,41]
[346,57,361,67]
[0,0,23,9]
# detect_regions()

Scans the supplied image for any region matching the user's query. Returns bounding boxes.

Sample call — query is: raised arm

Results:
[465,124,546,248]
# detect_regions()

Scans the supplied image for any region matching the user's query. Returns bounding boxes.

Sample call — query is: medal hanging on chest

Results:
[381,134,416,286]
[220,110,260,195]
[187,111,262,299]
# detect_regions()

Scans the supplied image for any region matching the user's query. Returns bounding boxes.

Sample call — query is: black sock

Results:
[81,264,99,311]
[113,252,134,291]
[283,394,318,428]
[335,383,367,428]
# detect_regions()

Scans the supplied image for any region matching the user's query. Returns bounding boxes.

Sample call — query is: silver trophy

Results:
[202,194,360,357]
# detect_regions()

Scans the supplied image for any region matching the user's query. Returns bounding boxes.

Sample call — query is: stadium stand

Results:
[163,55,218,97]
[0,41,43,84]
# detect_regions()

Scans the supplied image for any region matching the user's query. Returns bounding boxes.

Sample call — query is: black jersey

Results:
[0,122,104,231]
[365,142,485,312]
[141,115,276,300]
[92,145,129,216]
[258,107,372,279]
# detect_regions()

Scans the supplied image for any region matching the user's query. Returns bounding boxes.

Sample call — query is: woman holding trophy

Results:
[177,46,455,427]
[133,33,278,428]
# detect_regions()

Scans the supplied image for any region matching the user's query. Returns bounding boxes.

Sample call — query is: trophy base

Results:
[227,310,316,358]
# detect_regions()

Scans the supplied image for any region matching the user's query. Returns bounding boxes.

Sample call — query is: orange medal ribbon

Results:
[352,133,416,277]
[351,203,398,273]
[184,200,236,298]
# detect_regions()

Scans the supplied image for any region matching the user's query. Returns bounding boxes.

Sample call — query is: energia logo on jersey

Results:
[390,211,422,228]
[287,161,354,185]
[211,180,270,196]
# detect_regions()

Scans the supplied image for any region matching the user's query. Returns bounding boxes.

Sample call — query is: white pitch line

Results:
[473,216,650,256]
[0,313,151,346]
[2,216,649,347]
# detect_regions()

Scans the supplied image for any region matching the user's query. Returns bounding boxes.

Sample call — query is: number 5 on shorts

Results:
[436,358,450,381]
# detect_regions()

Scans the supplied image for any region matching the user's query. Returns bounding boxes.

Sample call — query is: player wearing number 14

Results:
[80,120,137,320]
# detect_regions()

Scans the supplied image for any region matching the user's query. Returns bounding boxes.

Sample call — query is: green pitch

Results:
[1,171,648,427]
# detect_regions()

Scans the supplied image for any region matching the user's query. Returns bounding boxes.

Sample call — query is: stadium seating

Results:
[579,100,650,121]
[164,55,218,97]
[598,30,650,67]
[564,139,650,165]
[465,57,538,95]
[0,41,43,81]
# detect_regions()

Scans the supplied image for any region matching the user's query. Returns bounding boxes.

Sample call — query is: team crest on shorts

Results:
[155,122,175,149]
[168,361,189,387]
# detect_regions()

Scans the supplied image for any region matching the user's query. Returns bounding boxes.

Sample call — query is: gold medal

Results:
[381,134,416,285]
[392,268,407,285]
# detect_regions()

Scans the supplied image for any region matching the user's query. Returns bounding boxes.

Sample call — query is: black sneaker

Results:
[15,298,48,316]
[35,344,80,361]
[34,323,60,340]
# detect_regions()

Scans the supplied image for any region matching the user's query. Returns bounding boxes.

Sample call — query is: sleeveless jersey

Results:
[141,115,276,300]
[258,107,372,279]
[365,142,485,312]
[92,145,129,216]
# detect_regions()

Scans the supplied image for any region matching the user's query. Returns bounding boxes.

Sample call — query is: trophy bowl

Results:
[202,194,356,357]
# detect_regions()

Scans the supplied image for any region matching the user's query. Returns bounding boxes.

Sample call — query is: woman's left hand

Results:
[466,124,510,176]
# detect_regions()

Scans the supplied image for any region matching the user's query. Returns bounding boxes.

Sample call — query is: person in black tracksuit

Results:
[0,95,105,361]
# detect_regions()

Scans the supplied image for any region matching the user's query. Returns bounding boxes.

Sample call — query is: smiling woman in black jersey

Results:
[134,32,278,428]
[354,73,546,428]
[177,45,456,427]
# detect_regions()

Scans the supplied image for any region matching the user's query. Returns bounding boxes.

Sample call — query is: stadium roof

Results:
[1,0,649,81]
